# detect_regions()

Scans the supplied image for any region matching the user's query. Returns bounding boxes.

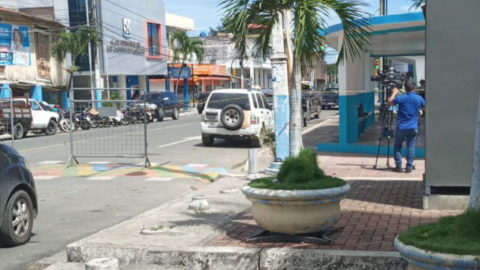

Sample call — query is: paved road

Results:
[0,110,338,270]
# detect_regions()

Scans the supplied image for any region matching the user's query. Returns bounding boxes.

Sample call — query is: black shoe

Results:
[392,166,403,173]
[405,167,413,174]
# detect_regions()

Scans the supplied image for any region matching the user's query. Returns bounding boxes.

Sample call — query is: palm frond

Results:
[321,0,371,64]
[410,0,424,10]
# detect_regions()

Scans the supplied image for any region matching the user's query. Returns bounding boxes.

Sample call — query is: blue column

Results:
[61,91,70,109]
[0,83,10,98]
[96,90,102,108]
[166,77,170,92]
[30,85,43,101]
[274,95,290,161]
[339,94,359,144]
[183,78,189,110]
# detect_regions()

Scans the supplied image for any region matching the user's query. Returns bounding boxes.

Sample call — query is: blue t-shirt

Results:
[393,92,426,130]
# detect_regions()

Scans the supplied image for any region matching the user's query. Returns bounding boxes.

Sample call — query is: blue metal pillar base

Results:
[183,78,189,111]
[265,161,282,175]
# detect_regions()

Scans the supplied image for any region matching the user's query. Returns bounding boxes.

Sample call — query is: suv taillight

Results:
[250,115,258,125]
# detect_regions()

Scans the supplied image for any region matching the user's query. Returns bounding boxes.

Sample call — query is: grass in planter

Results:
[398,209,480,256]
[249,176,346,190]
[249,148,347,190]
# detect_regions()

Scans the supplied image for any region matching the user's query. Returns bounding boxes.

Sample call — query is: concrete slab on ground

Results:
[63,177,413,270]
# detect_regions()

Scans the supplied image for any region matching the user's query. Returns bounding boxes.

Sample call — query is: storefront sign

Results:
[193,64,226,76]
[106,39,144,55]
[169,66,191,78]
[0,23,31,66]
[35,33,51,79]
[123,18,131,38]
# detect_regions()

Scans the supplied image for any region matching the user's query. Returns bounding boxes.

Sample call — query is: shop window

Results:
[146,22,162,58]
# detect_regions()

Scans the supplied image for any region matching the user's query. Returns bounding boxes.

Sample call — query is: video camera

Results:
[371,68,409,94]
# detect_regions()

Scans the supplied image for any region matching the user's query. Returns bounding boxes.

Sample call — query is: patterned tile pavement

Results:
[208,180,463,251]
[31,163,228,182]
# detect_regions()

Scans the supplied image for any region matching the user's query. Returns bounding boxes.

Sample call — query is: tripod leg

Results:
[374,139,382,169]
[387,138,391,168]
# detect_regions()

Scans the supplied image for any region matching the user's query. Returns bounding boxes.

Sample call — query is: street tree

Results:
[221,0,371,156]
[171,31,205,95]
[51,26,101,94]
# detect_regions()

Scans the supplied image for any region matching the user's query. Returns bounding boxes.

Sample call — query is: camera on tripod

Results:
[371,68,408,95]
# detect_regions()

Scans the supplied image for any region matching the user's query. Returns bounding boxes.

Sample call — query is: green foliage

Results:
[277,148,325,184]
[398,209,480,256]
[103,91,123,108]
[171,31,205,63]
[51,26,101,72]
[220,0,371,73]
[410,0,424,10]
[249,176,346,190]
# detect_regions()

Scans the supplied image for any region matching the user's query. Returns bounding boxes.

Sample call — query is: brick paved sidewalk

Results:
[208,180,462,251]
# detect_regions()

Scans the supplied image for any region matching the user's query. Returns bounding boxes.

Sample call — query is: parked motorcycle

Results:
[121,106,148,125]
[58,109,79,132]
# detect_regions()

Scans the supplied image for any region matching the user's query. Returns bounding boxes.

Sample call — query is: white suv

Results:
[201,89,273,147]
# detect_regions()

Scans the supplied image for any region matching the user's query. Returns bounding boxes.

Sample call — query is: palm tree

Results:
[51,26,101,95]
[221,0,371,156]
[171,31,205,95]
[410,0,425,10]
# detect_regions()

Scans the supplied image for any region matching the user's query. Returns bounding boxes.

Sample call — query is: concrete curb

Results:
[179,111,199,117]
[66,244,406,270]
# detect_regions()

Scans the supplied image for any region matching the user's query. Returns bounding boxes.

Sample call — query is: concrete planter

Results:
[394,237,480,270]
[241,184,351,234]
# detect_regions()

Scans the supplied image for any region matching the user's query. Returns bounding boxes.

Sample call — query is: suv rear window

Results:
[207,93,250,110]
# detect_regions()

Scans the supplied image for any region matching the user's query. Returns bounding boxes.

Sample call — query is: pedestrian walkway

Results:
[31,162,227,182]
[208,180,461,252]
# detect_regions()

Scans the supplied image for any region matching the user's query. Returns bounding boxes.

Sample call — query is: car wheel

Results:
[315,105,321,119]
[12,123,24,140]
[172,108,179,120]
[202,134,215,146]
[221,104,244,131]
[0,190,34,247]
[156,108,165,122]
[44,120,57,135]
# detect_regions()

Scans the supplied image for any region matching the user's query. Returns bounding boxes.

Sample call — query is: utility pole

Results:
[265,12,290,175]
[92,0,103,107]
[85,0,95,105]
[379,0,387,103]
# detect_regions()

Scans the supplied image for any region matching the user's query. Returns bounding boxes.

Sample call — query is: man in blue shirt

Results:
[388,80,426,173]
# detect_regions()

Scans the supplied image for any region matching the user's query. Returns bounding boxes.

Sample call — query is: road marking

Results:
[145,177,174,182]
[86,176,115,180]
[17,122,198,153]
[37,161,63,165]
[157,136,201,149]
[88,161,111,165]
[186,164,208,168]
[35,175,60,180]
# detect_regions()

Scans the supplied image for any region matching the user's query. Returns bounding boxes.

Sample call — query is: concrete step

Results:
[43,262,187,270]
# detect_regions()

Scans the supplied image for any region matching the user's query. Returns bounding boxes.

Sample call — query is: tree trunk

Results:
[289,61,302,157]
[469,96,480,210]
[174,63,185,95]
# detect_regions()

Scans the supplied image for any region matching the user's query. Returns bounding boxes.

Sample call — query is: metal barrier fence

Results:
[66,88,151,168]
[0,87,15,147]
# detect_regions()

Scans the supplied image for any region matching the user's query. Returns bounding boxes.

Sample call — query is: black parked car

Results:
[140,92,180,121]
[197,92,211,114]
[0,143,37,247]
[322,87,339,109]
